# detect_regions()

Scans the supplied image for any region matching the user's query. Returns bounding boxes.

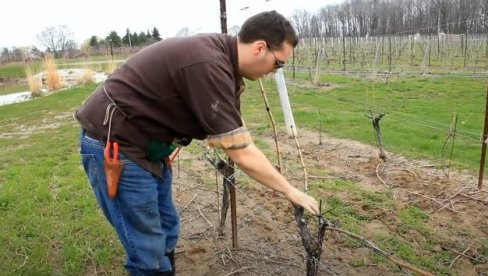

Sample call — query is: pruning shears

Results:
[104,141,119,162]
[104,141,123,199]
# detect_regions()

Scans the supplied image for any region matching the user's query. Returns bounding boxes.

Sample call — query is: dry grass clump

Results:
[77,69,96,85]
[44,54,64,91]
[81,44,91,57]
[25,66,42,97]
[104,61,117,75]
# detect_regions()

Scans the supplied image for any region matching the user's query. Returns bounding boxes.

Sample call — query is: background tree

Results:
[106,31,122,47]
[89,36,99,47]
[1,47,10,63]
[138,32,148,45]
[175,27,193,37]
[291,10,313,37]
[151,27,162,41]
[37,25,75,58]
[12,47,25,62]
[228,25,241,35]
[122,28,132,47]
[131,32,139,46]
[291,0,486,37]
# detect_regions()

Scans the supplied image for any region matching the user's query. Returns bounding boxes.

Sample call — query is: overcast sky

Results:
[0,0,344,49]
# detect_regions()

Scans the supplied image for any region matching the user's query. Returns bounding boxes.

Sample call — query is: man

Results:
[76,10,319,275]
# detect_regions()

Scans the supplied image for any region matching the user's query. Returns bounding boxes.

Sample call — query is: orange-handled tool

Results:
[104,141,119,162]
[104,141,123,199]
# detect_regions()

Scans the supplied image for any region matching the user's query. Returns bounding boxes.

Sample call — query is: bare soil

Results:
[172,129,488,276]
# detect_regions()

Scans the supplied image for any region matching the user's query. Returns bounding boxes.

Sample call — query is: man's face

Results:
[243,40,294,80]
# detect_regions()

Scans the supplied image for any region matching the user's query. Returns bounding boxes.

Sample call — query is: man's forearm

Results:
[224,144,294,195]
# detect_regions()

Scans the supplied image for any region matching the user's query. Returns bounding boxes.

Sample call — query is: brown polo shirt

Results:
[75,34,251,177]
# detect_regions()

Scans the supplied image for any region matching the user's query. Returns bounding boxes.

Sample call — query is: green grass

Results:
[0,63,28,78]
[397,206,431,236]
[373,235,453,275]
[242,73,486,172]
[0,83,29,95]
[303,177,460,274]
[0,84,126,275]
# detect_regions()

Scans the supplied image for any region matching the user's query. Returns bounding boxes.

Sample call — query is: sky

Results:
[0,0,344,50]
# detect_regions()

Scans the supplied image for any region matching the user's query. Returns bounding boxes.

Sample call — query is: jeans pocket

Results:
[81,153,101,188]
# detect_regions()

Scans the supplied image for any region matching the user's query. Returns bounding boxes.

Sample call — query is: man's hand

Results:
[284,187,319,215]
[224,144,319,215]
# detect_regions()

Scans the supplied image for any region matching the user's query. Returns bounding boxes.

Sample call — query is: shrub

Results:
[25,66,42,97]
[44,54,64,91]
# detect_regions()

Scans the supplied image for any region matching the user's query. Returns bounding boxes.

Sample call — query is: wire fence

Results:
[292,34,488,76]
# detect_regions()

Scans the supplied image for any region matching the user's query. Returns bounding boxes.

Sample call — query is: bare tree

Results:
[228,25,241,36]
[37,25,75,58]
[1,47,10,63]
[290,0,487,39]
[292,10,313,37]
[175,27,193,37]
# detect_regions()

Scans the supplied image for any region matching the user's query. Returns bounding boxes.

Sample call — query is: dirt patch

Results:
[0,111,75,139]
[171,129,488,275]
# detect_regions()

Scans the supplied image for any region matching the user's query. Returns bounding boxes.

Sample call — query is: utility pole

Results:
[108,38,114,64]
[220,0,227,34]
[127,28,132,48]
[219,0,238,249]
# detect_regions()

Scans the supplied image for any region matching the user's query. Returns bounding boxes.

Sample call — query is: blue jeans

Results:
[79,130,179,275]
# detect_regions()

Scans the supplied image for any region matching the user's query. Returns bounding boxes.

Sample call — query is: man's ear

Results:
[252,40,267,56]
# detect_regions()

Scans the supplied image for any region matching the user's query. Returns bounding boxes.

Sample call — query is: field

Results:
[1,51,488,275]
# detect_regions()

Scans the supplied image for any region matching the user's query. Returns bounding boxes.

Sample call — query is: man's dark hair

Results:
[238,10,298,50]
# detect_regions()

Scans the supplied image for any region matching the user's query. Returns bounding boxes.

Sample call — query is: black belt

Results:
[84,128,191,148]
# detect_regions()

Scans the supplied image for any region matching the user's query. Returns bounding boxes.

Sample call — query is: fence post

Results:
[478,87,488,189]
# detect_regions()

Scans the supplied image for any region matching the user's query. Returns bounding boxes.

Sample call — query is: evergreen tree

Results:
[131,32,139,46]
[152,27,162,41]
[89,36,99,47]
[139,32,148,45]
[122,28,132,46]
[107,31,122,47]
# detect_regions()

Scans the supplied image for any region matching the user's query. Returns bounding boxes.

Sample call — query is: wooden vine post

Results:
[478,86,488,189]
[258,78,283,172]
[290,125,308,191]
[367,111,387,161]
[441,113,458,178]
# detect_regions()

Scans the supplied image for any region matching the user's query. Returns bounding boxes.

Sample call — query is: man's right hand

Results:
[284,187,319,215]
[224,143,319,215]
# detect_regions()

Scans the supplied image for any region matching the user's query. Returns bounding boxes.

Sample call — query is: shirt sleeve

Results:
[207,126,252,149]
[173,61,252,148]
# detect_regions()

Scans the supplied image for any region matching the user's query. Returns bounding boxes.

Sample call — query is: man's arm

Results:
[224,143,319,215]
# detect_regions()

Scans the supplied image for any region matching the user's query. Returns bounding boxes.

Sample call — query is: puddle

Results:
[0,91,32,106]
[0,69,107,107]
